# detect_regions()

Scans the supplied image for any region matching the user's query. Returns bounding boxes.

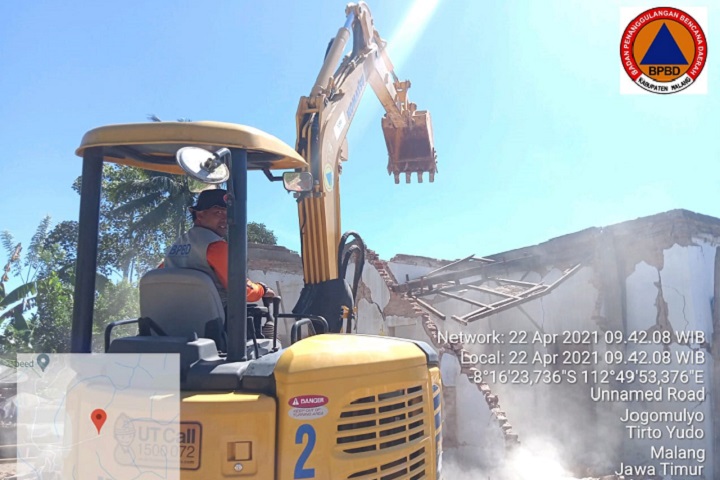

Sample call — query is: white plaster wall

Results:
[622,242,715,479]
[387,261,437,284]
[661,242,715,334]
[359,261,391,313]
[402,242,717,475]
[626,261,660,331]
[441,352,506,463]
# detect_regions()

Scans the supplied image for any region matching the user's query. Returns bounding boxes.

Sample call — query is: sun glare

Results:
[386,0,441,68]
[349,0,442,139]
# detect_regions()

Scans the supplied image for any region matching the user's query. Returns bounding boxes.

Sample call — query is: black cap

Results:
[192,189,227,211]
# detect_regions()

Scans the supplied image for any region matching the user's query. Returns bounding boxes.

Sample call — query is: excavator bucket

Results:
[382,110,437,184]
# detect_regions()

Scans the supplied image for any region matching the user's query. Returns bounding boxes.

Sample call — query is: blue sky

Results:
[0,0,716,263]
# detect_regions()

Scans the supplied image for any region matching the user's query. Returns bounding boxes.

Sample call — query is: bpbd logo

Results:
[621,7,707,94]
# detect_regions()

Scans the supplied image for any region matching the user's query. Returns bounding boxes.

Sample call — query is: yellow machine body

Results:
[181,335,442,479]
[181,342,442,480]
[63,335,442,479]
[180,393,277,478]
[179,336,442,479]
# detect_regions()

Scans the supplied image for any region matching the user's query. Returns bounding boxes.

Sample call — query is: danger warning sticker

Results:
[288,395,329,408]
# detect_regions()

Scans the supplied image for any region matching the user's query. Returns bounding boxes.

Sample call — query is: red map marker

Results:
[91,409,107,434]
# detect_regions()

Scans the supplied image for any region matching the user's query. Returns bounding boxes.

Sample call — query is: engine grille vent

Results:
[347,446,426,480]
[336,385,425,455]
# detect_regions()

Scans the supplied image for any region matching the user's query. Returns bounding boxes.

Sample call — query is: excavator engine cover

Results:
[382,110,436,184]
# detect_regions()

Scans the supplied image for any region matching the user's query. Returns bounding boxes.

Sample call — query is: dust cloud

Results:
[443,436,618,479]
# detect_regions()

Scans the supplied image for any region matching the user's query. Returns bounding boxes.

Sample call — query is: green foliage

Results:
[27,216,51,272]
[31,272,73,353]
[0,324,32,354]
[0,218,50,326]
[0,215,142,354]
[92,279,140,351]
[0,218,50,353]
[0,282,36,314]
[1,232,16,259]
[73,165,193,280]
[248,222,277,245]
[43,220,79,282]
[74,164,197,280]
[2,132,280,353]
[97,167,280,273]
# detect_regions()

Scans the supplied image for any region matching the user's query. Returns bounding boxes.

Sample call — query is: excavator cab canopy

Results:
[71,121,308,362]
[76,121,308,174]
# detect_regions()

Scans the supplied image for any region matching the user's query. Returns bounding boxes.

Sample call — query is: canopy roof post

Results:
[226,148,249,362]
[71,147,103,353]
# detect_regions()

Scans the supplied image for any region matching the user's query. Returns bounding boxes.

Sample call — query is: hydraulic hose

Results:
[337,231,366,332]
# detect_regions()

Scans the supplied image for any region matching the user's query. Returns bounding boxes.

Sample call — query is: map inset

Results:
[15,354,180,479]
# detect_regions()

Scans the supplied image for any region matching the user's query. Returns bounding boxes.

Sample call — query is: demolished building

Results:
[250,209,718,479]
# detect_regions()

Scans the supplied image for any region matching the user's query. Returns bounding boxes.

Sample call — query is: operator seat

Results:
[139,268,226,350]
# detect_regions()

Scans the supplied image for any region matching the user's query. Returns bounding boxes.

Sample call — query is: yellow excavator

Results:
[68,2,440,478]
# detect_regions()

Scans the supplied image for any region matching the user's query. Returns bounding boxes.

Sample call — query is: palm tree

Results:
[104,166,195,280]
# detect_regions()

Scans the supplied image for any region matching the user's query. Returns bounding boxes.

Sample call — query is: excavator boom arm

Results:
[294,2,436,287]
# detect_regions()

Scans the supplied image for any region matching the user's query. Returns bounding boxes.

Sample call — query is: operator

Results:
[163,188,275,306]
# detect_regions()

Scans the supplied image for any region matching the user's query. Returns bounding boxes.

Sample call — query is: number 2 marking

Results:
[294,424,316,479]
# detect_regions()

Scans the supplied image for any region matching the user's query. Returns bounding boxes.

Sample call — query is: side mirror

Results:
[176,147,230,184]
[283,172,314,192]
